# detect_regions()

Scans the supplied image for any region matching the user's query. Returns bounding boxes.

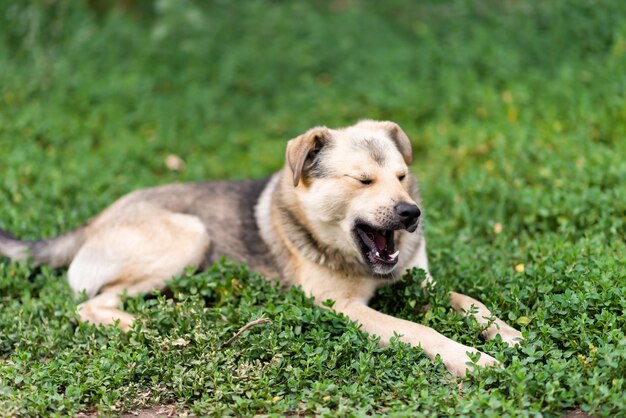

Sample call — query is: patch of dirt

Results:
[74,405,597,417]
[77,405,189,417]
[563,409,594,418]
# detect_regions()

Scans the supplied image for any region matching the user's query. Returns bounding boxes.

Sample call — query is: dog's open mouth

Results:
[354,224,399,267]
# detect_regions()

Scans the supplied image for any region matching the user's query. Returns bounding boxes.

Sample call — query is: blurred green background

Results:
[0,0,625,416]
[0,0,624,242]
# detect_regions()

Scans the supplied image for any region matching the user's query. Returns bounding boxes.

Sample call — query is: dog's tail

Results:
[0,226,87,268]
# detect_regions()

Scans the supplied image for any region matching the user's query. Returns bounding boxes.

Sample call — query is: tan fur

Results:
[0,120,523,377]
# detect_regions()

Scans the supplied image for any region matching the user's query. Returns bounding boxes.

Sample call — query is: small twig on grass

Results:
[220,317,271,348]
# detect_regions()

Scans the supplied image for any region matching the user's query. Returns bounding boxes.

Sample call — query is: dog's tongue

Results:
[373,232,386,251]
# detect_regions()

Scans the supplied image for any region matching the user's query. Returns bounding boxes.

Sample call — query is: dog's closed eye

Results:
[344,174,374,185]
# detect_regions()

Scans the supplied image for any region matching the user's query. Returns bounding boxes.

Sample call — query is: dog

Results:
[0,120,522,377]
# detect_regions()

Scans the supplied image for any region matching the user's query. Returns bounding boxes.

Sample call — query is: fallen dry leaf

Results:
[165,154,185,171]
[171,338,189,347]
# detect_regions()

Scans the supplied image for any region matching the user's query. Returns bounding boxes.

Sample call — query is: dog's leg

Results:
[407,241,523,346]
[448,292,523,346]
[77,286,137,331]
[334,299,501,377]
[69,212,210,330]
[77,278,170,331]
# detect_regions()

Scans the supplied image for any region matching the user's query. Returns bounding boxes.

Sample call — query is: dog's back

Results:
[0,178,280,278]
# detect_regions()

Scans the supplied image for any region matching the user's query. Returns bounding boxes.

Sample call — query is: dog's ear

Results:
[286,126,331,187]
[357,120,413,165]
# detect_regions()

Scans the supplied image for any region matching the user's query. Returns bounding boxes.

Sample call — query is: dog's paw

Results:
[77,302,137,332]
[499,327,524,346]
[442,345,502,377]
[483,323,524,347]
[115,313,137,332]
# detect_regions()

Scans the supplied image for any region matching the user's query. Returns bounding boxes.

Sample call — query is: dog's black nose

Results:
[395,202,421,228]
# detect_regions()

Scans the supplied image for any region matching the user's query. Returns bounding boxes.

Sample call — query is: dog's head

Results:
[286,120,421,277]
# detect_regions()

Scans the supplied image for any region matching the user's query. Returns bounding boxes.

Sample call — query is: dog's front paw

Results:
[499,327,524,346]
[442,345,502,377]
[483,323,524,347]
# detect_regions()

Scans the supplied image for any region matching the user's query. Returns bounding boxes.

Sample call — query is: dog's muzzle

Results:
[395,202,421,232]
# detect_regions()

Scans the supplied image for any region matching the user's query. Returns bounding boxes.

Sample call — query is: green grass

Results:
[1,0,625,416]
